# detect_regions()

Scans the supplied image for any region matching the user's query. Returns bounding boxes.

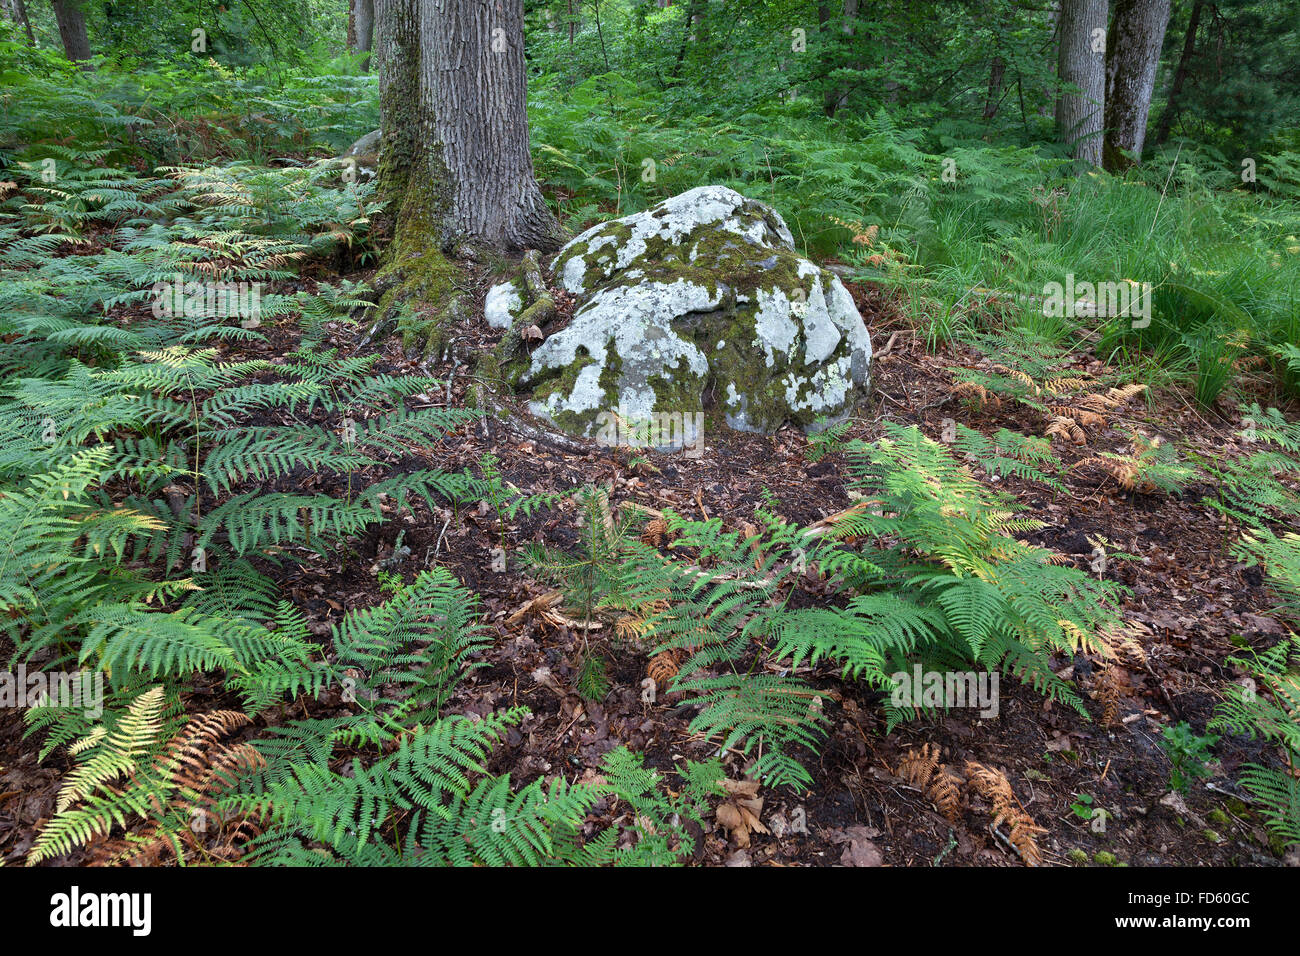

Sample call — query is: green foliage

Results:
[520,485,662,642]
[1159,721,1219,795]
[1097,433,1199,497]
[797,424,1126,726]
[589,747,725,866]
[1201,408,1300,529]
[951,424,1066,492]
[1211,635,1300,848]
[24,685,250,865]
[1236,530,1300,625]
[331,567,492,731]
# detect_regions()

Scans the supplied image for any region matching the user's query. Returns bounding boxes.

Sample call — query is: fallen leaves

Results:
[714,778,767,848]
[836,826,884,867]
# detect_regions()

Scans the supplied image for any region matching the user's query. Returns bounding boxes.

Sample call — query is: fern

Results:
[1211,635,1300,848]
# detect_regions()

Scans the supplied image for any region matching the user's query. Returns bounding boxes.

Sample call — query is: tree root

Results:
[495,249,558,364]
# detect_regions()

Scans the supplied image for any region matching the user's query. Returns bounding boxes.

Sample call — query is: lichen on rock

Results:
[519,185,872,445]
[484,279,523,330]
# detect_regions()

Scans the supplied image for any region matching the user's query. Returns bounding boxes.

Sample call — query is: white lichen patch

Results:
[525,279,716,434]
[484,280,522,330]
[752,288,799,367]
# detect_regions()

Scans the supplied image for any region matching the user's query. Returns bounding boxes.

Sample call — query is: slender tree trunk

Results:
[823,0,858,118]
[984,54,1007,119]
[2,0,36,44]
[1153,0,1203,146]
[983,10,1012,120]
[670,0,704,78]
[1039,0,1059,117]
[1103,0,1172,170]
[1056,0,1108,165]
[350,0,375,70]
[51,0,91,63]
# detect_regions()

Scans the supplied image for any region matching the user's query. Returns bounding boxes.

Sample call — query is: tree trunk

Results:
[1056,0,1107,165]
[1103,0,1172,170]
[2,0,36,45]
[378,0,560,253]
[51,0,91,63]
[984,54,1006,119]
[420,0,560,249]
[823,0,858,118]
[375,0,425,215]
[1039,0,1059,117]
[1153,0,1202,146]
[350,0,375,70]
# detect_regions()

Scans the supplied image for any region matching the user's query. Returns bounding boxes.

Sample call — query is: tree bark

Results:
[984,54,1007,119]
[1153,0,1202,146]
[1103,0,1172,170]
[350,0,375,70]
[1056,0,1107,165]
[420,0,560,249]
[375,0,425,215]
[1039,0,1059,117]
[377,0,561,253]
[51,0,91,63]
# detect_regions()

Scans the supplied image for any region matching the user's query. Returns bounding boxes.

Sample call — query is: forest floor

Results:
[3,247,1297,868]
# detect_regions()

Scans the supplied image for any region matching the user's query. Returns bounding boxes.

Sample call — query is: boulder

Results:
[519,185,871,445]
[338,129,381,181]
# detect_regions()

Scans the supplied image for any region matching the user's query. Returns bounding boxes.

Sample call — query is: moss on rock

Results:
[519,186,873,444]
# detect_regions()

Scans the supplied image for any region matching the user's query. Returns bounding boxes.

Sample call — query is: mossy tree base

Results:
[372,145,468,360]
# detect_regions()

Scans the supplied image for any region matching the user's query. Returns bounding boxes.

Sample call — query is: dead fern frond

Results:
[1081,455,1145,492]
[992,364,1041,395]
[1049,405,1107,428]
[1078,392,1122,412]
[1095,666,1123,728]
[1107,384,1147,404]
[898,743,942,789]
[641,517,670,547]
[963,761,1045,866]
[1046,416,1087,445]
[953,381,999,409]
[616,613,654,643]
[1006,812,1048,866]
[1095,620,1150,666]
[963,760,1016,811]
[927,765,965,823]
[1043,377,1091,395]
[647,649,681,689]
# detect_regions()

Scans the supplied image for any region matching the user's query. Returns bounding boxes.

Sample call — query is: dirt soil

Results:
[3,252,1297,869]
